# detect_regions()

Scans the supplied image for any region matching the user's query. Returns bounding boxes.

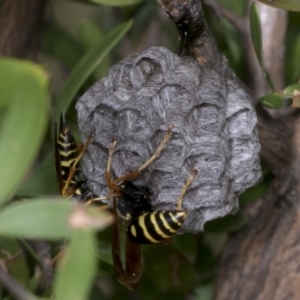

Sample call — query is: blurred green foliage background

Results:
[0,0,299,299]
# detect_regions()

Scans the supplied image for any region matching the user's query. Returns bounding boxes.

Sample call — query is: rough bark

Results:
[0,0,47,58]
[214,109,300,300]
[161,0,226,70]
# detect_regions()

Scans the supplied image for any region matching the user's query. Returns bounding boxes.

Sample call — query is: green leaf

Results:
[218,0,246,16]
[0,199,73,239]
[239,181,267,204]
[97,242,113,265]
[259,93,283,109]
[204,212,247,233]
[249,3,275,92]
[67,204,114,231]
[55,230,97,300]
[0,199,113,240]
[0,59,49,205]
[283,83,300,99]
[203,233,228,257]
[172,233,197,258]
[54,19,133,121]
[77,19,112,80]
[89,0,143,6]
[250,4,263,72]
[194,244,216,280]
[77,20,104,50]
[143,245,200,291]
[42,23,83,69]
[257,0,300,11]
[192,281,215,300]
[17,152,58,196]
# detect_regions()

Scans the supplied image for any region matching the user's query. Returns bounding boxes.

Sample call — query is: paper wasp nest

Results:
[76,46,262,233]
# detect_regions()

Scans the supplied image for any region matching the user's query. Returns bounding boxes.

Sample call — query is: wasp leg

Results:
[112,125,173,185]
[137,124,173,173]
[176,169,198,210]
[84,196,110,206]
[105,139,117,188]
[50,250,63,266]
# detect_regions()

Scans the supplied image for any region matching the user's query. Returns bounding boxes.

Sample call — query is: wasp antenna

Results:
[59,112,66,133]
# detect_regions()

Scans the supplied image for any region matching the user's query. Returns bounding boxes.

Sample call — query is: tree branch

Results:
[258,3,287,94]
[214,179,300,300]
[0,267,37,300]
[161,0,226,70]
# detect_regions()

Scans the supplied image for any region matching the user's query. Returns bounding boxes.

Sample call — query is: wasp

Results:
[54,114,197,290]
[105,130,197,289]
[54,113,99,202]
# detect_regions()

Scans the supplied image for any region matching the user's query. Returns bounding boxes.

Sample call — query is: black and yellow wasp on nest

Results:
[54,113,197,290]
[54,113,99,202]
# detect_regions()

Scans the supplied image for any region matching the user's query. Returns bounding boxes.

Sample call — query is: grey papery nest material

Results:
[76,46,262,233]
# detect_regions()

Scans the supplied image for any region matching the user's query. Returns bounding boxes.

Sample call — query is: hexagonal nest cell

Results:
[76,46,262,233]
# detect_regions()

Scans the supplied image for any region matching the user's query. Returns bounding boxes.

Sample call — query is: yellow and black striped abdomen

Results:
[126,210,187,244]
[57,128,79,184]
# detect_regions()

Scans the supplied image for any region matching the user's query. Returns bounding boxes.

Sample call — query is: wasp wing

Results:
[54,117,64,195]
[111,198,141,290]
[111,198,126,281]
[125,236,142,288]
